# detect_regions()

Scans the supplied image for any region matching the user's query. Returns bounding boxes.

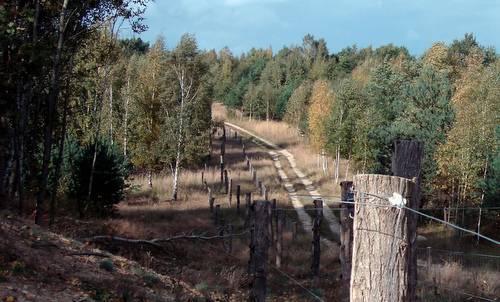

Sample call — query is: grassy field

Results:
[63,125,345,301]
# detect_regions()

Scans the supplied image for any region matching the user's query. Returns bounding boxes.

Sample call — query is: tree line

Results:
[0,1,213,223]
[214,34,499,208]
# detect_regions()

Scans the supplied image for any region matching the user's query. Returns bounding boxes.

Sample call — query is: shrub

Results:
[66,138,130,217]
[99,259,115,272]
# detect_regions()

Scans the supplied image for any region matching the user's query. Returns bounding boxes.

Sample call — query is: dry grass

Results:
[107,121,345,301]
[213,102,352,196]
[420,261,500,300]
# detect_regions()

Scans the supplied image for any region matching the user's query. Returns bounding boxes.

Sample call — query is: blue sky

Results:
[126,0,500,55]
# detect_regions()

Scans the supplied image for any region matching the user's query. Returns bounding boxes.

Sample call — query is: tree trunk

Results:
[123,76,130,157]
[49,92,69,225]
[109,83,113,145]
[172,70,186,201]
[35,0,70,225]
[350,174,416,302]
[147,170,153,189]
[340,181,354,283]
[14,81,26,214]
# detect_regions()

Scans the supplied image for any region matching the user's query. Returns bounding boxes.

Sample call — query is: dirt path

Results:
[225,121,341,242]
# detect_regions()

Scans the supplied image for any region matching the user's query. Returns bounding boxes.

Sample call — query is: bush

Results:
[99,259,115,272]
[66,138,130,217]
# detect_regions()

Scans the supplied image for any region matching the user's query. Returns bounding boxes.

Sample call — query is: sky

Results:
[125,0,500,55]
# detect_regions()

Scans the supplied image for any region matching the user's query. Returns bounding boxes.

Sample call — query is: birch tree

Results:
[166,34,208,201]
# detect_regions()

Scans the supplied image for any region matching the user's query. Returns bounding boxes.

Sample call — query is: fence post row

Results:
[350,174,416,302]
[249,201,270,302]
[340,180,354,284]
[391,139,423,302]
[311,199,323,278]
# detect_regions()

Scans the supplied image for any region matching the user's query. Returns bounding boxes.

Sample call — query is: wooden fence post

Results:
[350,174,416,302]
[426,246,432,274]
[215,204,220,226]
[249,201,270,302]
[208,188,213,212]
[236,185,241,214]
[209,197,215,213]
[275,209,283,268]
[311,199,323,278]
[392,139,423,302]
[224,169,229,194]
[340,181,354,283]
[221,127,226,156]
[228,178,233,206]
[245,192,252,227]
[220,155,224,188]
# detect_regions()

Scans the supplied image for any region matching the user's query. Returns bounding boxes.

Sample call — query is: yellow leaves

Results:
[423,42,450,72]
[307,80,335,152]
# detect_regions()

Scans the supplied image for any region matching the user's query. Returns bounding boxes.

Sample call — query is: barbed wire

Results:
[416,247,500,259]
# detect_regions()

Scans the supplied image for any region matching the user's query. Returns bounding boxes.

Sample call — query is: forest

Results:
[0,0,499,301]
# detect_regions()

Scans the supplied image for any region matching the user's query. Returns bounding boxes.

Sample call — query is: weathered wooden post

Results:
[209,197,215,213]
[215,204,221,226]
[236,185,241,214]
[391,139,423,302]
[426,246,432,274]
[340,181,354,283]
[224,169,229,194]
[311,199,323,278]
[221,127,226,156]
[275,209,283,268]
[350,174,417,302]
[208,188,213,212]
[228,178,233,206]
[249,201,270,302]
[245,192,252,227]
[220,155,224,188]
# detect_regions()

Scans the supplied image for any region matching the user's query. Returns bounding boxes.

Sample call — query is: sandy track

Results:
[225,121,341,242]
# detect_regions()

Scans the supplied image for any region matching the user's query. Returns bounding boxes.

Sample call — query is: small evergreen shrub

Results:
[66,138,130,217]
